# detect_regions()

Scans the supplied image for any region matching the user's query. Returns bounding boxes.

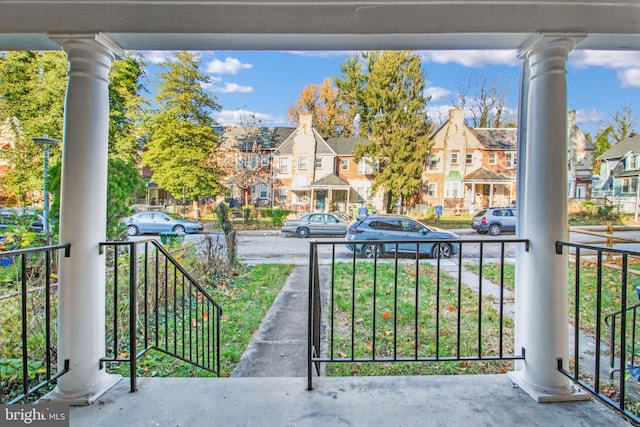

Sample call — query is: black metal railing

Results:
[308,238,529,389]
[556,241,640,424]
[100,239,222,392]
[0,244,70,404]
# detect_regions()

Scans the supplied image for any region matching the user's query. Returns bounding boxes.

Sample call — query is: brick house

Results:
[425,108,593,213]
[272,114,385,214]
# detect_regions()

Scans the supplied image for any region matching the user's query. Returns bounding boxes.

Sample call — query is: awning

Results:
[445,171,462,182]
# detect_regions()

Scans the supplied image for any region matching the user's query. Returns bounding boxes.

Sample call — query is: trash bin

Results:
[359,207,368,216]
[160,231,184,245]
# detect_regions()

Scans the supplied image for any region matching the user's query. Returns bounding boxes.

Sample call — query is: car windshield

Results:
[165,213,187,221]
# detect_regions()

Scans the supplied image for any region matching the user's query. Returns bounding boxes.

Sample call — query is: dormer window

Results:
[628,153,639,170]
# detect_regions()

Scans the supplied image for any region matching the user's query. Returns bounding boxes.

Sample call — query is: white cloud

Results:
[618,68,640,88]
[206,57,253,74]
[211,82,253,94]
[569,50,640,70]
[575,109,609,127]
[213,109,287,127]
[425,85,450,102]
[421,50,518,68]
[140,51,175,65]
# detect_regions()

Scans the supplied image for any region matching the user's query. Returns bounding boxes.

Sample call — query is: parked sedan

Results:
[345,214,460,258]
[122,212,204,236]
[281,213,348,238]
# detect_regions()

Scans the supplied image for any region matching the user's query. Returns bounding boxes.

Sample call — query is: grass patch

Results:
[325,261,514,376]
[465,263,515,292]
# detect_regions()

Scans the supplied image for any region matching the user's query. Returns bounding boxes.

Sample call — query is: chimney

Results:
[449,108,464,126]
[299,114,313,130]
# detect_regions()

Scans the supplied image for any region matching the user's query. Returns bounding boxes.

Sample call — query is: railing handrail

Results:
[0,243,70,257]
[100,239,221,312]
[100,239,222,391]
[556,240,640,257]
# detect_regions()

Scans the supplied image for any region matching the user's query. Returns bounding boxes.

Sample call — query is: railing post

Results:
[129,243,138,392]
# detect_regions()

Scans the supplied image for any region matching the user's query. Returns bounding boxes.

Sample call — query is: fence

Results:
[307,238,529,389]
[0,244,70,403]
[99,239,222,392]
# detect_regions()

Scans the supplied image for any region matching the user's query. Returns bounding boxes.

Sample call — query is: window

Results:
[279,158,290,173]
[277,187,287,202]
[489,153,497,165]
[356,186,370,202]
[261,154,270,167]
[235,154,247,171]
[357,158,376,174]
[428,153,439,170]
[315,157,322,168]
[575,153,584,166]
[298,157,308,170]
[444,181,461,198]
[259,184,268,199]
[451,153,459,165]
[340,159,349,170]
[622,177,637,194]
[466,153,473,164]
[628,154,639,170]
[427,183,437,198]
[506,152,517,169]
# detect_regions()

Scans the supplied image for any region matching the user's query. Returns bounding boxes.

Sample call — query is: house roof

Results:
[471,128,517,150]
[598,134,640,161]
[465,166,515,182]
[310,173,350,188]
[221,126,295,151]
[325,137,370,156]
[274,128,336,156]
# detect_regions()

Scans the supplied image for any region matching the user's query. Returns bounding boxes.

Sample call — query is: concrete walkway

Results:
[231,265,309,377]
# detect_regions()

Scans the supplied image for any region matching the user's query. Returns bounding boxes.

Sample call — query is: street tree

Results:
[334,55,367,137]
[351,51,432,212]
[0,51,67,205]
[143,51,224,220]
[453,73,513,128]
[287,78,351,137]
[220,108,267,206]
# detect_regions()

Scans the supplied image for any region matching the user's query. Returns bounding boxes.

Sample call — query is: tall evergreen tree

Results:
[351,51,432,211]
[334,55,367,137]
[143,51,223,218]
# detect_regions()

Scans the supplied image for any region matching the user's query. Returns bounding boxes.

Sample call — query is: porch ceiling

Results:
[1,1,640,51]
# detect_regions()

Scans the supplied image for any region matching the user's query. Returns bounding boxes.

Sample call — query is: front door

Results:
[316,191,326,211]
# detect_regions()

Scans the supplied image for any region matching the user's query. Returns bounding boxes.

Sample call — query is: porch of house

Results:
[69,375,629,426]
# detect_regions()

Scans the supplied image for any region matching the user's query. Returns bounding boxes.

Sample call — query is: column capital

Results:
[49,33,124,61]
[518,33,585,60]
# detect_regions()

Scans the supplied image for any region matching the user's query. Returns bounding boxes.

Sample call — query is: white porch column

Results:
[44,34,122,404]
[508,34,588,402]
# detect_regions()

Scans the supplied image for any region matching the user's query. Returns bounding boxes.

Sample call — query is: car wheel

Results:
[173,224,186,233]
[489,224,502,236]
[432,243,452,259]
[362,243,383,259]
[126,225,138,236]
[296,227,310,238]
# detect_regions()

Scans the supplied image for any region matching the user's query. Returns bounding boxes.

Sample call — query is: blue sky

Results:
[140,49,640,137]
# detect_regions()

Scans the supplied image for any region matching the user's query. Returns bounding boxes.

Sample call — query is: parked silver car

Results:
[122,212,204,236]
[345,214,460,258]
[471,207,516,236]
[281,213,348,238]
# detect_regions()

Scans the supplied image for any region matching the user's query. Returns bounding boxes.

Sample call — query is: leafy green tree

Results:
[143,51,224,219]
[590,126,612,175]
[0,51,67,205]
[334,55,367,137]
[350,51,432,212]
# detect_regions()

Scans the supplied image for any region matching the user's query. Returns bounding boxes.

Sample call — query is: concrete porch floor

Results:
[69,375,632,426]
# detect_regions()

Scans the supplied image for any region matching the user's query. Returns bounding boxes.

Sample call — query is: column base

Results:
[39,373,122,406]
[507,371,589,402]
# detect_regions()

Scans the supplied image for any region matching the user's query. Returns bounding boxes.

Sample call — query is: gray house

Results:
[594,133,640,213]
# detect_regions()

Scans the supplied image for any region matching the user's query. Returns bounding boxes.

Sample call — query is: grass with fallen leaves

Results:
[325,261,515,376]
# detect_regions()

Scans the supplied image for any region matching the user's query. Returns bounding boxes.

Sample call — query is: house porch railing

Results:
[556,240,640,424]
[99,239,222,392]
[308,238,529,390]
[0,243,70,404]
